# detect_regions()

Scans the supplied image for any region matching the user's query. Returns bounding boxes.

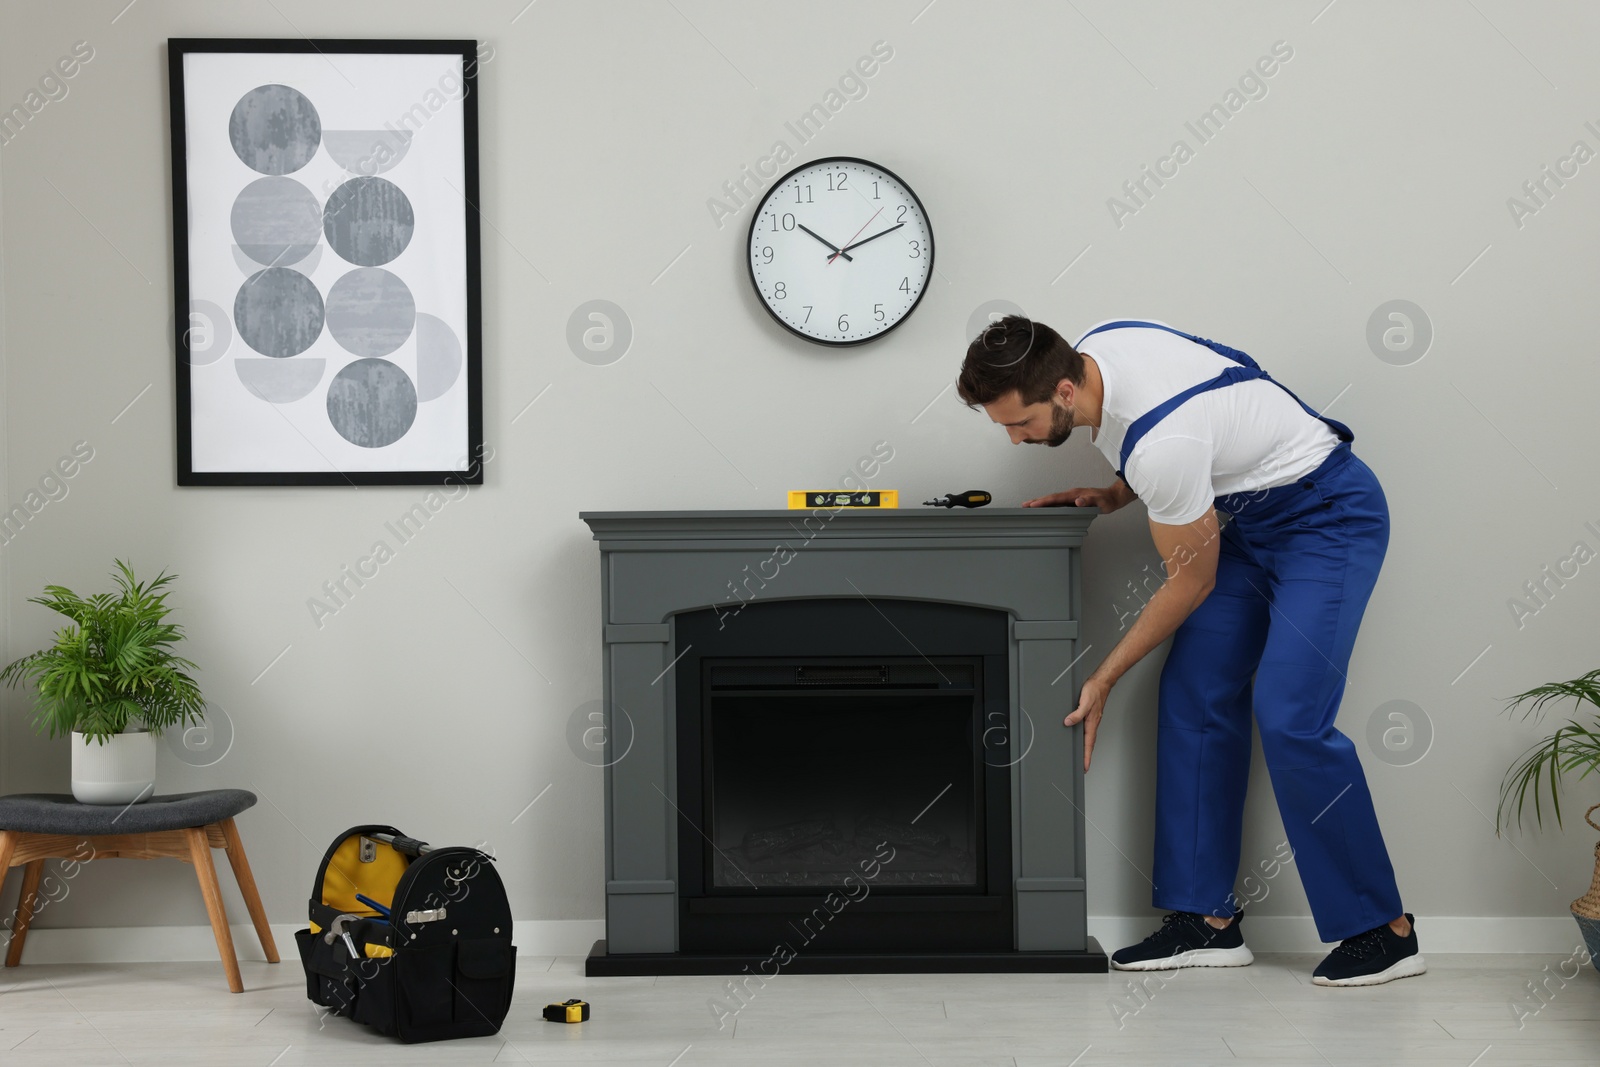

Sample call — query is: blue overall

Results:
[1079,320,1403,943]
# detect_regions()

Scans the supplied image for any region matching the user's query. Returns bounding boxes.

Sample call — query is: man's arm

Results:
[1063,509,1221,770]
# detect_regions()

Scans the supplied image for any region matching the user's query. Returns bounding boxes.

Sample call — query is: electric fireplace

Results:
[578,507,1104,974]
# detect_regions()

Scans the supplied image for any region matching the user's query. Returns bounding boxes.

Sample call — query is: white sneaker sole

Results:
[1111,944,1255,971]
[1312,953,1427,987]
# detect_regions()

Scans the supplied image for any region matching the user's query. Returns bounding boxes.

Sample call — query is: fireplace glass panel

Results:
[707,690,980,889]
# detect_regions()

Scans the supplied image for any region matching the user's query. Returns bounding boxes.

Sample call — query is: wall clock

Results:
[747,156,933,347]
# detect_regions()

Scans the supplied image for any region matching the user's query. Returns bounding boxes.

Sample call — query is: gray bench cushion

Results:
[0,790,256,836]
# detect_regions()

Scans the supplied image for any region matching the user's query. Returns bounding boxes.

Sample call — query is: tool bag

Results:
[293,824,516,1043]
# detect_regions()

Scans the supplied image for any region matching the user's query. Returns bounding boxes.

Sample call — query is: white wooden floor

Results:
[0,952,1593,1065]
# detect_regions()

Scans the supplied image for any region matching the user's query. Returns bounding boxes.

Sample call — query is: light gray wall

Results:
[2,0,1597,938]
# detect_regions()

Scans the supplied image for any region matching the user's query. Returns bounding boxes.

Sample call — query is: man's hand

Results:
[1023,481,1134,512]
[1059,510,1222,773]
[1064,675,1111,772]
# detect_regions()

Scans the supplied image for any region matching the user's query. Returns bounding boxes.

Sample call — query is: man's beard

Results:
[1029,401,1074,447]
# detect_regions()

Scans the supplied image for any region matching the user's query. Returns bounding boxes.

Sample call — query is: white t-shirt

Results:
[1075,319,1340,525]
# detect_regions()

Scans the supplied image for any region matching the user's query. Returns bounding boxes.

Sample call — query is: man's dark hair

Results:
[956,315,1085,408]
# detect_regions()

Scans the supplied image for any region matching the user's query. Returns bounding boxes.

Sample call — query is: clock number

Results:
[872,181,881,200]
[781,213,796,230]
[760,246,773,264]
[837,313,849,332]
[826,171,848,192]
[795,184,813,204]
[908,240,921,259]
[874,303,885,322]
[896,205,908,223]
[772,282,786,299]
[802,305,813,323]
[898,277,911,293]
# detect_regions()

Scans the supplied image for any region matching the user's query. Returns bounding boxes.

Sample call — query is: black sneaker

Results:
[1311,913,1426,987]
[1110,909,1253,971]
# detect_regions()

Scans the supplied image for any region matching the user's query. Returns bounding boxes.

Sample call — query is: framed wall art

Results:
[169,39,485,486]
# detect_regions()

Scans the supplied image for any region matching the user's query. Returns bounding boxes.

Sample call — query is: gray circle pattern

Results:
[414,313,463,401]
[326,358,418,448]
[228,84,322,175]
[324,177,415,266]
[566,300,633,366]
[325,268,416,357]
[231,176,323,266]
[234,268,324,358]
[1366,300,1433,366]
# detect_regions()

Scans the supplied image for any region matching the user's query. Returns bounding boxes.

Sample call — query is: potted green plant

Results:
[0,560,205,805]
[1497,668,1600,970]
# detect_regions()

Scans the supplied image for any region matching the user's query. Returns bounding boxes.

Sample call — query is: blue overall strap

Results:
[1075,320,1354,478]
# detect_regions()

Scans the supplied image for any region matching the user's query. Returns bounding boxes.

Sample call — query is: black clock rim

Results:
[745,155,935,349]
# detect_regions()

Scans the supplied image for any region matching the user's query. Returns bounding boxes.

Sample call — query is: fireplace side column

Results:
[601,616,678,953]
[1012,619,1089,950]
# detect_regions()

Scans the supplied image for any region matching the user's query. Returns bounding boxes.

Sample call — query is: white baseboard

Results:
[1088,915,1586,955]
[11,916,1582,966]
[15,919,606,965]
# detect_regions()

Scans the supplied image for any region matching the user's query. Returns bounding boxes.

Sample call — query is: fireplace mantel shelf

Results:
[580,507,1098,545]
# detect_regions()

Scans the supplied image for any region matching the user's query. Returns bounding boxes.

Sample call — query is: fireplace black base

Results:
[583,938,1109,976]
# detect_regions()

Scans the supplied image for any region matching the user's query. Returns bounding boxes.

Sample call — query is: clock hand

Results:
[835,222,906,256]
[794,223,852,262]
[827,207,884,265]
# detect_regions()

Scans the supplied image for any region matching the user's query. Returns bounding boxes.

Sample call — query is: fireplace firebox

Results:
[579,507,1105,974]
[675,599,1013,954]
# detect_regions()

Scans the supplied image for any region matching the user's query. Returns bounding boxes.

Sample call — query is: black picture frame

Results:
[168,38,484,486]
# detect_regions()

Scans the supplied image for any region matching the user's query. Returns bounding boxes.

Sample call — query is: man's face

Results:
[984,389,1074,446]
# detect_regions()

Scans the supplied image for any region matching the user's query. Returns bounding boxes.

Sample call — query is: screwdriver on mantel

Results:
[922,490,992,508]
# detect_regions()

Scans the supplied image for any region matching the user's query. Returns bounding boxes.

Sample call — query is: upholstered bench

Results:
[0,789,278,992]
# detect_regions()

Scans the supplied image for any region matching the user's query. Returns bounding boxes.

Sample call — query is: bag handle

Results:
[1587,802,1600,834]
[370,832,431,856]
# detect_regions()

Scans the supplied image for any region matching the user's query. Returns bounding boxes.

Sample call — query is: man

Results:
[955,315,1423,987]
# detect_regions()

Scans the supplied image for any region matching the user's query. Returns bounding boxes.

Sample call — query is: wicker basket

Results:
[1573,804,1600,920]
[1571,802,1600,971]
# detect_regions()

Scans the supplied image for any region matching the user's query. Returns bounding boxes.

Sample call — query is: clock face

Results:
[747,157,933,346]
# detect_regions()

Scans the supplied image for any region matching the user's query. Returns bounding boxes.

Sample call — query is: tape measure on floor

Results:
[544,998,590,1023]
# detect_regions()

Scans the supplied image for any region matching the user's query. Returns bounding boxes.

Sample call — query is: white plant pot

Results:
[71,729,157,805]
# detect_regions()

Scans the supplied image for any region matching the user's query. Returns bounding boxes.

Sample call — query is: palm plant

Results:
[0,560,205,744]
[1497,668,1600,833]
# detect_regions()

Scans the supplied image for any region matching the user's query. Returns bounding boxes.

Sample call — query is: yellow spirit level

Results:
[787,490,898,509]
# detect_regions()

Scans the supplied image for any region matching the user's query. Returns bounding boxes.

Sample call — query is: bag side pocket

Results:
[453,938,516,1030]
[295,928,360,1017]
[397,941,456,1030]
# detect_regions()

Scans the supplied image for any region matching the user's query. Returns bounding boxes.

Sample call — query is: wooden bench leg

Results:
[6,860,44,967]
[185,825,243,993]
[219,818,278,964]
[0,831,15,962]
